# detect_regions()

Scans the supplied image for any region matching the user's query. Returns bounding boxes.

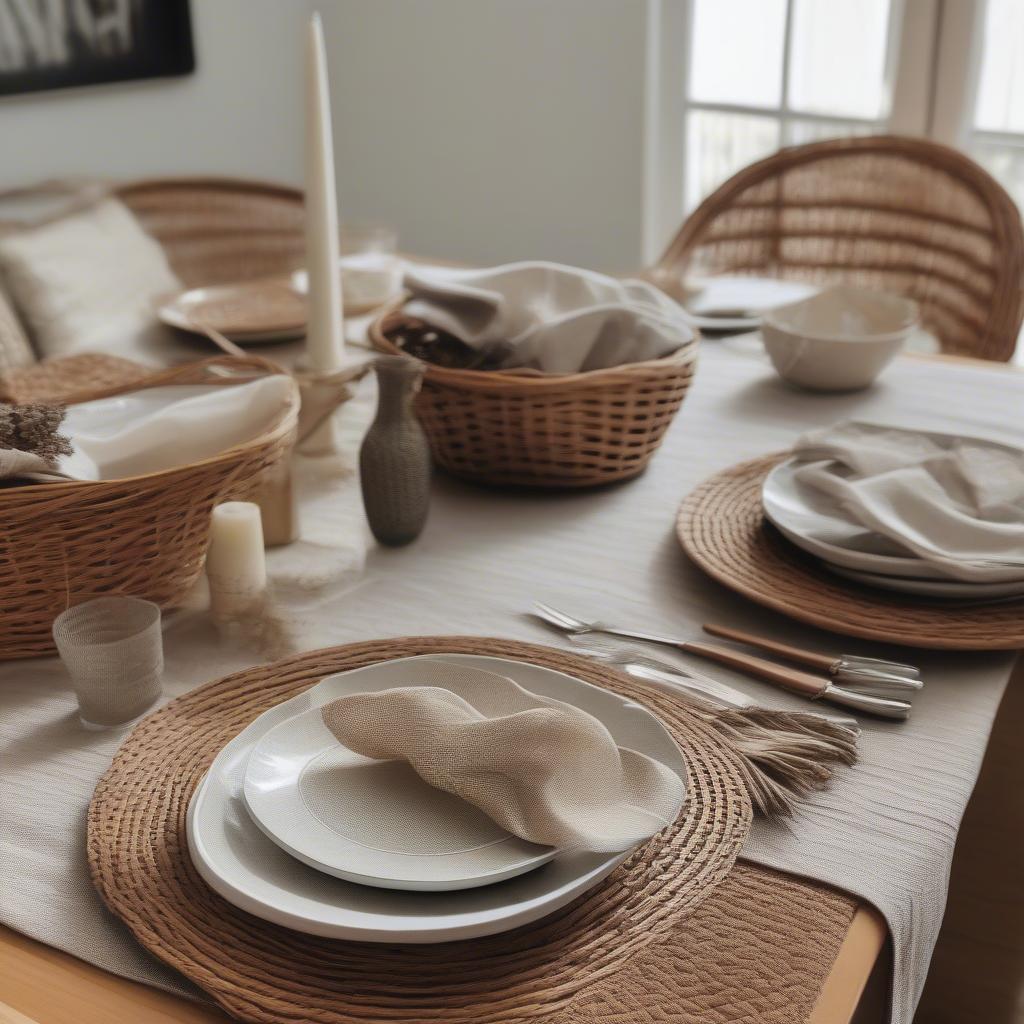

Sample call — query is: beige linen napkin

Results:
[321,676,686,853]
[402,261,694,374]
[0,446,68,482]
[794,422,1024,582]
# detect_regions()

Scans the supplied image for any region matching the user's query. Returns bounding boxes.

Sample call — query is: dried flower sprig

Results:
[0,403,73,466]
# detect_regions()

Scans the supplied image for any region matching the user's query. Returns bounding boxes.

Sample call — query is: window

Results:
[683,0,900,212]
[645,0,1024,263]
[965,0,1024,208]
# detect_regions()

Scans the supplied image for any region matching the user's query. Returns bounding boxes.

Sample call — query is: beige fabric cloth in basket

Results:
[0,446,67,481]
[403,261,694,374]
[321,676,685,853]
[44,376,296,482]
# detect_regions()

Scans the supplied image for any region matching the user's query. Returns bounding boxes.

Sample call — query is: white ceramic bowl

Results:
[761,285,918,391]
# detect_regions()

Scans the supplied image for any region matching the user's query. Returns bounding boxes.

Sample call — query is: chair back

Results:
[117,176,306,288]
[654,136,1024,361]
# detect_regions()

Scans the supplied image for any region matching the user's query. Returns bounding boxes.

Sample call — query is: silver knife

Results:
[568,634,862,732]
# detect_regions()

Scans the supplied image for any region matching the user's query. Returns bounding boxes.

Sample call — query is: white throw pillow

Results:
[0,198,181,362]
[0,285,35,369]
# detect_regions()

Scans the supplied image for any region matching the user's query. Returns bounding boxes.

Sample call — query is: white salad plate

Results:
[242,661,556,892]
[187,654,686,943]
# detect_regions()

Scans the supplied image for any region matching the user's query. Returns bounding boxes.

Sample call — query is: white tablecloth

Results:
[1,340,1020,1024]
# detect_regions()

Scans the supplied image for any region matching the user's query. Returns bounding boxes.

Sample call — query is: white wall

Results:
[0,0,649,271]
[321,0,649,270]
[0,0,309,185]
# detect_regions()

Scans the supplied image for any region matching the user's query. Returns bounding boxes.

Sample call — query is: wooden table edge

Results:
[809,905,889,1023]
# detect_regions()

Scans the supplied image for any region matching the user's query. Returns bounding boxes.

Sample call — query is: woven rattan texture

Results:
[655,136,1024,362]
[370,310,699,487]
[86,636,770,1024]
[0,355,298,660]
[117,178,306,288]
[0,353,152,404]
[677,454,1024,650]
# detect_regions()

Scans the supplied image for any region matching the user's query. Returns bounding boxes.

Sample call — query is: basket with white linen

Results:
[369,306,699,488]
[0,355,298,659]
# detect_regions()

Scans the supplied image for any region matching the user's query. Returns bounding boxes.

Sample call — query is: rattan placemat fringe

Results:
[677,454,1024,650]
[88,637,757,1023]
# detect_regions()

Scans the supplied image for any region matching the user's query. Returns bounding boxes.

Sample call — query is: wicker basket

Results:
[0,355,298,660]
[369,306,699,488]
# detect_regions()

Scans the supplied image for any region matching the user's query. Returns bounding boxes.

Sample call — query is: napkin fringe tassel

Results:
[697,706,858,817]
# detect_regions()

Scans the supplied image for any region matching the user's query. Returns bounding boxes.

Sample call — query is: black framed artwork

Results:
[0,0,195,98]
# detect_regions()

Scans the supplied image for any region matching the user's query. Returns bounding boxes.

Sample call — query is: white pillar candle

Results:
[256,458,298,548]
[305,11,344,376]
[206,501,268,620]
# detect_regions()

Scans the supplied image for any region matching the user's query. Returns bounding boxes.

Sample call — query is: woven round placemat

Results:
[88,637,751,1024]
[677,455,1024,650]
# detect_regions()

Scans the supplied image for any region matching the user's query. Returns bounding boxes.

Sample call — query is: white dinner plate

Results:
[242,661,556,891]
[825,563,1024,600]
[187,654,686,943]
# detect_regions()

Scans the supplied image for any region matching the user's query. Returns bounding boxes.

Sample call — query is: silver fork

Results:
[532,602,912,720]
[567,633,861,732]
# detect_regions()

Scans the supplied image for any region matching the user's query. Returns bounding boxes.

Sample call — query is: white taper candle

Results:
[305,11,344,375]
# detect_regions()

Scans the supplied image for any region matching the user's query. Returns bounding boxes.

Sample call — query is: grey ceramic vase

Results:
[360,355,432,545]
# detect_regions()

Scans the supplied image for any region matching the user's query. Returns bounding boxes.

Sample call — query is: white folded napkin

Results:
[43,376,296,482]
[793,422,1024,582]
[402,261,694,374]
[321,675,685,853]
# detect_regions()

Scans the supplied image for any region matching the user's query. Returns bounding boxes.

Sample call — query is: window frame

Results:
[642,0,941,262]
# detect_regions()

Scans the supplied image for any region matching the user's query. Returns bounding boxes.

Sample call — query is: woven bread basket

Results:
[0,355,298,660]
[369,305,699,487]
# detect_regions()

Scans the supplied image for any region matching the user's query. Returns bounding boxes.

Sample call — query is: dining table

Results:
[0,327,1021,1024]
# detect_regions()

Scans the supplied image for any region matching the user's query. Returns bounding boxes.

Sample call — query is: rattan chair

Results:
[0,177,307,367]
[653,136,1024,361]
[117,176,306,288]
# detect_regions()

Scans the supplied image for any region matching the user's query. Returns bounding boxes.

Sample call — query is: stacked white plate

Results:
[762,451,1024,601]
[186,654,686,942]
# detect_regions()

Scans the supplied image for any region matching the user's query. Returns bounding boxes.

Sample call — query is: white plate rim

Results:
[187,653,686,942]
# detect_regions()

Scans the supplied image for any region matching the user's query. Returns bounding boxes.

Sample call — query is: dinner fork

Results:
[532,602,912,719]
